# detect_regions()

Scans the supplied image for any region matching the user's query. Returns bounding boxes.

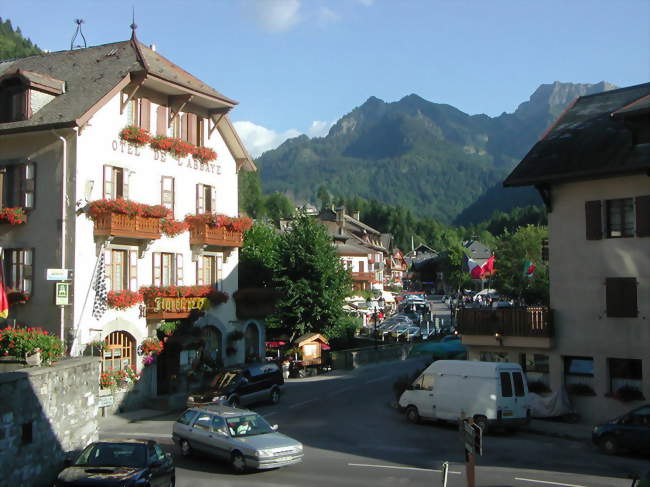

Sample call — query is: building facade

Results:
[0,35,258,393]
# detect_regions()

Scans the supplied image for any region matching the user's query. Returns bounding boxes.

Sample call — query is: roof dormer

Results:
[0,69,64,123]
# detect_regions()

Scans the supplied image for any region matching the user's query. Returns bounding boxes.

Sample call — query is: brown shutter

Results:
[606,277,638,318]
[196,184,204,213]
[104,250,113,292]
[129,250,138,292]
[176,254,184,285]
[196,257,204,285]
[636,195,650,237]
[140,98,151,132]
[103,165,113,199]
[585,200,602,240]
[156,106,167,136]
[152,252,161,287]
[181,114,188,142]
[188,113,198,145]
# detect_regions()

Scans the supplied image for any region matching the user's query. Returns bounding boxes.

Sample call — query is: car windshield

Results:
[226,414,273,438]
[209,370,241,390]
[74,443,146,468]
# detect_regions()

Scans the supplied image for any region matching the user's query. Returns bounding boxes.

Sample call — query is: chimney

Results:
[335,206,345,231]
[352,210,360,221]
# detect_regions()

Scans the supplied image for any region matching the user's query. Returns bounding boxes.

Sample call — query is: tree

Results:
[239,223,280,288]
[316,185,331,210]
[266,215,352,341]
[238,171,265,219]
[442,245,472,293]
[265,192,294,226]
[493,225,549,304]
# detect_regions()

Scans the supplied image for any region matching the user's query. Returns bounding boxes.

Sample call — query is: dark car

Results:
[187,362,284,408]
[592,404,650,455]
[54,439,174,486]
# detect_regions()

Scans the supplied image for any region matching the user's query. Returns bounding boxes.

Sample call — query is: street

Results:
[99,358,648,487]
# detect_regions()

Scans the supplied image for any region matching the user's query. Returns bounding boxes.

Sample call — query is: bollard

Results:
[440,461,449,487]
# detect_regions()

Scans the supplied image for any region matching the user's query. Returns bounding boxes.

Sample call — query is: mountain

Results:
[255,81,616,225]
[0,18,42,60]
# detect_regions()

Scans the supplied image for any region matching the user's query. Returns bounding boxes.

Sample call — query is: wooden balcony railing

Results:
[351,271,374,281]
[456,306,554,338]
[93,213,161,240]
[189,223,244,248]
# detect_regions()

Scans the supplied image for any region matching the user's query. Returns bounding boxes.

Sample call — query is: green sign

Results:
[55,282,70,306]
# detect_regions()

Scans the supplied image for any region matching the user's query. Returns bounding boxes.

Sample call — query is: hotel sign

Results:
[145,296,211,319]
[111,139,222,174]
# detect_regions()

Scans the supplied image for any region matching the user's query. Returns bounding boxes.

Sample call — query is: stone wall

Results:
[0,357,100,487]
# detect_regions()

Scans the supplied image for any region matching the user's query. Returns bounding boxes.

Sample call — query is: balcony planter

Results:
[0,207,27,225]
[119,126,152,147]
[87,199,166,240]
[25,350,41,367]
[107,290,143,310]
[7,290,30,305]
[185,214,252,248]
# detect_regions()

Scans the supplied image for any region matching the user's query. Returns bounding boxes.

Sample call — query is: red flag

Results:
[481,255,495,277]
[0,252,8,319]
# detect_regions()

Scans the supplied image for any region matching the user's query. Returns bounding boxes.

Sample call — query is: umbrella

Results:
[265,341,286,347]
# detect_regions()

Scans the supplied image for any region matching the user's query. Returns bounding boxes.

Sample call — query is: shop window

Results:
[196,184,215,213]
[104,249,138,292]
[609,358,643,394]
[3,248,33,295]
[0,163,35,209]
[103,331,135,373]
[606,277,638,318]
[152,252,183,286]
[103,165,129,200]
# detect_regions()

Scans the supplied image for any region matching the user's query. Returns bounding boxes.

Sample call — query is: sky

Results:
[2,0,649,156]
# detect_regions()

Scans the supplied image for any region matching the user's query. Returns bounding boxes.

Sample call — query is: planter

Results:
[188,223,244,248]
[93,213,162,240]
[25,351,41,367]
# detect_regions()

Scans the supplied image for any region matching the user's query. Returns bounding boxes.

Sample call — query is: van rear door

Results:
[498,369,528,419]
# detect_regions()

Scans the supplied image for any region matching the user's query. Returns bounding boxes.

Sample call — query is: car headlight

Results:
[256,449,276,458]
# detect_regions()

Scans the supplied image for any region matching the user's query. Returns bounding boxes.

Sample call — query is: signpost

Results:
[46,268,73,281]
[55,282,70,306]
[460,417,483,487]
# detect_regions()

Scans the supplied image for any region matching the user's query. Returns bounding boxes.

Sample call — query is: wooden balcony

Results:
[351,271,374,281]
[457,306,554,349]
[93,213,161,240]
[189,223,244,248]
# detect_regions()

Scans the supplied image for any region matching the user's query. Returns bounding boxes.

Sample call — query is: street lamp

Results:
[367,296,386,350]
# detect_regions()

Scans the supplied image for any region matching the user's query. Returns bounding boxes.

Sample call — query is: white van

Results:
[398,360,530,432]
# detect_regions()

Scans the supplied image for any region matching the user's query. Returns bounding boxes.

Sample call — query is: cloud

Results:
[234,120,334,157]
[317,6,340,28]
[245,0,302,33]
[307,120,334,138]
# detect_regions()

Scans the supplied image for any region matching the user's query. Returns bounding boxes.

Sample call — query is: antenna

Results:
[70,19,87,50]
[130,6,138,39]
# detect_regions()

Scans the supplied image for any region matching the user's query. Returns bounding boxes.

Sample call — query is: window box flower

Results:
[107,290,143,310]
[140,337,164,356]
[119,126,152,147]
[185,214,252,248]
[192,146,217,163]
[161,218,189,237]
[0,326,64,364]
[7,290,30,304]
[0,207,27,225]
[87,199,167,240]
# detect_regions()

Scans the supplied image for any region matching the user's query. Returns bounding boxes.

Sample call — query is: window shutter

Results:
[176,254,184,285]
[606,277,638,318]
[197,117,204,146]
[181,114,188,142]
[152,252,161,287]
[104,250,113,292]
[196,184,205,213]
[188,113,197,145]
[196,257,204,285]
[122,169,130,200]
[217,254,223,291]
[23,249,33,295]
[210,186,216,214]
[156,105,167,136]
[103,165,113,199]
[636,195,650,237]
[129,250,138,292]
[585,200,602,240]
[22,163,35,209]
[140,98,151,132]
[161,176,174,214]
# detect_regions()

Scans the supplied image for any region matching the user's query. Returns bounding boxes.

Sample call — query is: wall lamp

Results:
[494,332,503,346]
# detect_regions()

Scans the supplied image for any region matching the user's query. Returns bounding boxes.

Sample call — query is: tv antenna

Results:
[70,19,87,50]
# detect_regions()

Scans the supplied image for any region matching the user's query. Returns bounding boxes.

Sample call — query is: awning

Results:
[265,341,286,347]
[321,343,331,350]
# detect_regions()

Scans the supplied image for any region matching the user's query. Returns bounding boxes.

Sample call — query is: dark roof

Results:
[463,240,491,259]
[0,39,236,134]
[504,83,650,187]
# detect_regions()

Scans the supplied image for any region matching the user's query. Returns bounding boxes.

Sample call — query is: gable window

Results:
[103,165,129,200]
[104,249,138,292]
[606,277,638,318]
[152,252,183,286]
[127,98,150,131]
[0,78,29,122]
[3,248,33,294]
[161,176,175,215]
[0,163,35,209]
[196,184,216,213]
[196,254,222,289]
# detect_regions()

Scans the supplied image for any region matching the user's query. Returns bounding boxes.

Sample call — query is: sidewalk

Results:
[525,418,593,442]
[99,408,181,430]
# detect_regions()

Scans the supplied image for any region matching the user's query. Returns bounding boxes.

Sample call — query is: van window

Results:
[421,374,435,391]
[412,375,425,389]
[500,372,513,397]
[512,372,526,397]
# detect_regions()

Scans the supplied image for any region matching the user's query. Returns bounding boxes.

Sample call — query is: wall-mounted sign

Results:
[97,395,114,408]
[47,268,73,281]
[55,282,70,306]
[111,140,222,174]
[145,297,210,319]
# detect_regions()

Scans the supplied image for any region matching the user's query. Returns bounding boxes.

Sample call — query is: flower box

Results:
[188,223,244,248]
[0,207,27,225]
[93,212,162,240]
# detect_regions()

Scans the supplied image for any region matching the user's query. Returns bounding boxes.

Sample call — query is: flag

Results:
[92,253,108,320]
[0,250,8,319]
[467,258,484,279]
[481,255,495,277]
[523,260,536,278]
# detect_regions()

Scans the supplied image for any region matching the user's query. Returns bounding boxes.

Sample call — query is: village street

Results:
[99,358,647,487]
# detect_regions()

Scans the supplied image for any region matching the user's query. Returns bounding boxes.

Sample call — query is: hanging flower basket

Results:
[0,207,27,225]
[141,337,164,356]
[119,126,153,147]
[107,290,143,310]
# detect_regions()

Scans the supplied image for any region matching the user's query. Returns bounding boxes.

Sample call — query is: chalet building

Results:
[459,83,650,423]
[0,33,259,394]
[386,248,408,288]
[318,208,388,292]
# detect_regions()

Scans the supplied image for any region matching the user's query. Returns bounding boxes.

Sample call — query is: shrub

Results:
[0,326,64,363]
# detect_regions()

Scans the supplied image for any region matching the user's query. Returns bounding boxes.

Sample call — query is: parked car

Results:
[54,439,174,487]
[400,326,421,340]
[399,360,531,433]
[592,404,650,455]
[187,362,283,408]
[172,405,303,473]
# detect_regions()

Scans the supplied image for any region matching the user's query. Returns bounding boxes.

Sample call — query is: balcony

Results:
[93,213,161,240]
[188,222,244,248]
[351,271,374,281]
[456,306,554,349]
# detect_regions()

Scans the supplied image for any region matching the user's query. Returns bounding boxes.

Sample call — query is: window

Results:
[193,414,212,431]
[421,373,435,391]
[3,249,33,294]
[606,198,634,238]
[103,331,135,372]
[211,416,228,435]
[564,356,594,391]
[103,166,129,200]
[196,254,222,288]
[176,410,198,426]
[609,358,642,394]
[606,277,638,318]
[161,176,175,215]
[104,249,138,292]
[196,184,215,213]
[500,372,513,397]
[0,163,35,209]
[127,98,150,130]
[0,78,29,122]
[152,252,183,286]
[512,372,526,397]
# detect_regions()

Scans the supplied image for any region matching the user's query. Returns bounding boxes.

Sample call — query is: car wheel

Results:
[473,416,489,435]
[270,387,280,404]
[231,451,246,474]
[600,435,619,455]
[180,440,192,457]
[229,396,240,408]
[406,406,420,424]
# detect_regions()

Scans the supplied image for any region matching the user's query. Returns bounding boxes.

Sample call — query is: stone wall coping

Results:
[0,356,100,385]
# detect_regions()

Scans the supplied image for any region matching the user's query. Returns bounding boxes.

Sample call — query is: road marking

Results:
[348,463,461,474]
[102,432,171,438]
[288,398,319,409]
[515,477,588,487]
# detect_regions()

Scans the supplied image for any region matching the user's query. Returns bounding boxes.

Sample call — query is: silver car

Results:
[172,405,303,473]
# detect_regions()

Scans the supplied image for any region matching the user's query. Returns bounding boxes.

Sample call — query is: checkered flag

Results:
[92,253,108,320]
